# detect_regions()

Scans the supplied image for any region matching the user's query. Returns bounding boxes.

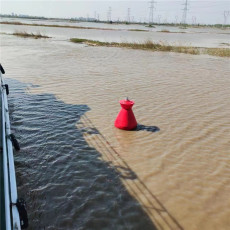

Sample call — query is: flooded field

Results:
[1,17,230,48]
[0,20,230,230]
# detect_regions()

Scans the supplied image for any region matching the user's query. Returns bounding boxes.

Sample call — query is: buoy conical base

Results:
[114,99,137,130]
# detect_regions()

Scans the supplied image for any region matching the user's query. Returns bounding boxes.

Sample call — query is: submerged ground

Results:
[0,18,230,230]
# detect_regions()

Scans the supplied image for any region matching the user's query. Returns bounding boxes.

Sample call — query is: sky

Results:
[0,1,230,24]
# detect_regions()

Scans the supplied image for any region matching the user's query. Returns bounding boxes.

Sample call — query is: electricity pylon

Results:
[149,0,156,25]
[127,8,131,23]
[182,0,189,25]
[224,11,230,25]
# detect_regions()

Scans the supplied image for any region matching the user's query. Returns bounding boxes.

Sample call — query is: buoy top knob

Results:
[120,99,135,110]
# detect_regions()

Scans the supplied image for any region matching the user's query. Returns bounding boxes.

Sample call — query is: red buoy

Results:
[114,99,137,130]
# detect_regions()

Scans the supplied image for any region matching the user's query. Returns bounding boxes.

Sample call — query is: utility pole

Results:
[127,8,131,23]
[149,0,156,25]
[224,11,230,25]
[182,0,189,25]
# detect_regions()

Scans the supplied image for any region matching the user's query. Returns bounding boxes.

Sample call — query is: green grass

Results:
[12,31,50,39]
[70,38,230,57]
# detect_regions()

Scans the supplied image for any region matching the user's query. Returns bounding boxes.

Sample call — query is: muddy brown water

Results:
[0,31,230,230]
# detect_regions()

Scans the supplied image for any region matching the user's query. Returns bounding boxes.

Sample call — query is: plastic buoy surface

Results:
[114,99,137,130]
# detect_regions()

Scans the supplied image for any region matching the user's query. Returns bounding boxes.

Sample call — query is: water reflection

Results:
[8,78,156,229]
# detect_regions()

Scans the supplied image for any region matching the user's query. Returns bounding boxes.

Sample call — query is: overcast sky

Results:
[1,1,229,24]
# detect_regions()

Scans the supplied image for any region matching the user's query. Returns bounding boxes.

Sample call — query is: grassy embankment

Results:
[0,21,153,32]
[148,23,230,29]
[12,31,50,39]
[70,38,230,57]
[0,21,119,31]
